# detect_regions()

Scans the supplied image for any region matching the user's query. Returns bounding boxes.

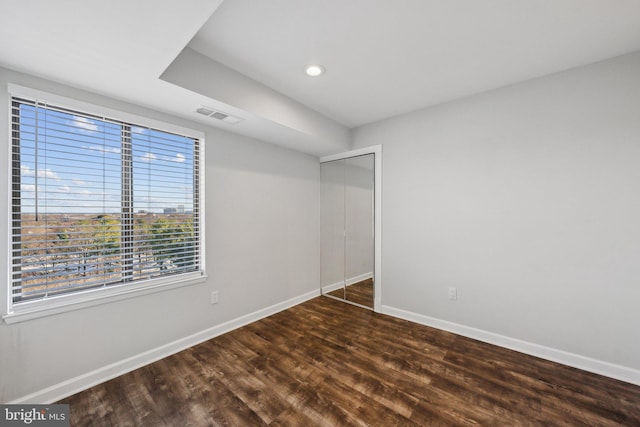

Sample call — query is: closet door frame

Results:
[321,145,382,312]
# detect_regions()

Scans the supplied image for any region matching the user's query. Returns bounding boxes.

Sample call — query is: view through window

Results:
[10,96,201,305]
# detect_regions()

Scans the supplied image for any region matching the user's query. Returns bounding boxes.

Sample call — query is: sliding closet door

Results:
[321,154,375,309]
[321,160,346,299]
[344,154,374,307]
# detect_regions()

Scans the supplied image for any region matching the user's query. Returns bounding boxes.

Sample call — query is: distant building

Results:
[164,207,177,214]
[177,204,185,214]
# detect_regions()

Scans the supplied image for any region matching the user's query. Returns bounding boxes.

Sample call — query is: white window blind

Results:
[10,96,201,304]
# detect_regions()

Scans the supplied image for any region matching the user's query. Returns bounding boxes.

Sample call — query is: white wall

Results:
[0,67,320,402]
[352,52,640,377]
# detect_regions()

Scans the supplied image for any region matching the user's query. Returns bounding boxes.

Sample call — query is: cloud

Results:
[163,153,185,163]
[72,179,86,186]
[70,116,99,133]
[141,152,157,162]
[57,185,71,193]
[21,165,61,180]
[131,126,147,134]
[82,145,121,154]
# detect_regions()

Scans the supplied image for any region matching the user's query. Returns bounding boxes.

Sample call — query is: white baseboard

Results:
[10,288,321,404]
[321,281,344,294]
[18,290,635,404]
[381,305,640,387]
[346,272,373,286]
[321,272,373,294]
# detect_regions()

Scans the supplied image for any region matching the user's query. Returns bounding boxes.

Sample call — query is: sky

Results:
[17,103,196,215]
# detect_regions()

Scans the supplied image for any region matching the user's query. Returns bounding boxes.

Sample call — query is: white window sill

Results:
[2,272,207,324]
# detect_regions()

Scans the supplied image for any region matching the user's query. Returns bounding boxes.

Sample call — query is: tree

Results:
[149,218,195,271]
[93,216,120,274]
[60,216,120,277]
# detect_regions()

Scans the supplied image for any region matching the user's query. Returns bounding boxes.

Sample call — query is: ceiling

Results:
[191,0,640,128]
[2,1,640,156]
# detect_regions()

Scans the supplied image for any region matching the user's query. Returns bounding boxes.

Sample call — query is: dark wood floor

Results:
[60,297,640,426]
[326,278,374,308]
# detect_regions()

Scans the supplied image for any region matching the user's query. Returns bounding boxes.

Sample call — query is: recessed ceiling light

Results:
[305,64,325,77]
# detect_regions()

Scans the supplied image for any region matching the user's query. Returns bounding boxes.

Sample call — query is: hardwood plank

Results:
[345,278,374,307]
[60,296,640,426]
[326,278,374,308]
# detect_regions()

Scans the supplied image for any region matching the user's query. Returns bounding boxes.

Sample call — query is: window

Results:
[8,91,203,318]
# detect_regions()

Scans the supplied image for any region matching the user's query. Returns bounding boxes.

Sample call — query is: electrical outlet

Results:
[448,287,457,301]
[211,291,219,305]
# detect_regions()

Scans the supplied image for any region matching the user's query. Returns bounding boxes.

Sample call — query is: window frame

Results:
[3,84,206,324]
